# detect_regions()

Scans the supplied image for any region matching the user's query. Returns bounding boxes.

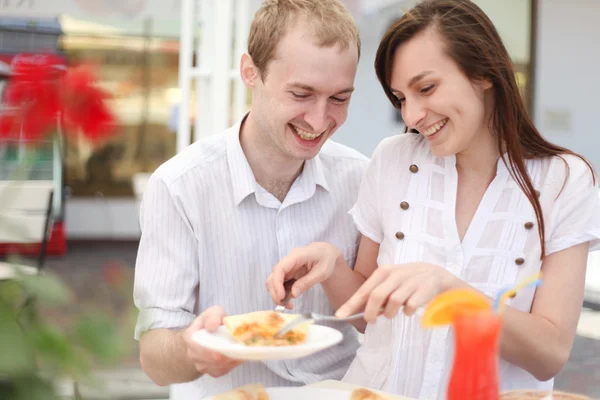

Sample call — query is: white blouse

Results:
[344,133,600,400]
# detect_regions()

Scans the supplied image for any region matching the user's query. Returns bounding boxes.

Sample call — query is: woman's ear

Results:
[479,78,493,90]
[240,53,260,88]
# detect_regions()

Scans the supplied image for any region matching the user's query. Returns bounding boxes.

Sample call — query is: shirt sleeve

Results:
[348,140,386,243]
[133,173,199,340]
[545,155,600,255]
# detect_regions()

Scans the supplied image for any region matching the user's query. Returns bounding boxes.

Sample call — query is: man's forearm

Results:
[139,328,202,386]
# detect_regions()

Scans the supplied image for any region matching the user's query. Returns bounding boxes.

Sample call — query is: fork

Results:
[274,309,382,338]
[274,279,296,313]
[274,306,424,338]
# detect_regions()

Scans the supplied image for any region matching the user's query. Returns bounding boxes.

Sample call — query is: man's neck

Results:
[239,114,304,201]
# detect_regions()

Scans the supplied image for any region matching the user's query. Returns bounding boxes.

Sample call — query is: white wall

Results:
[336,8,408,158]
[534,0,600,169]
[65,198,140,239]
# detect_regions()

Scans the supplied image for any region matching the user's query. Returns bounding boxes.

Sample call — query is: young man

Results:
[133,0,367,398]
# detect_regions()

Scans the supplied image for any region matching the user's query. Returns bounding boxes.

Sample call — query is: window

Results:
[60,33,180,197]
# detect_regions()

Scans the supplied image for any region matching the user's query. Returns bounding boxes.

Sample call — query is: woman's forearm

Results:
[499,306,572,381]
[321,253,368,331]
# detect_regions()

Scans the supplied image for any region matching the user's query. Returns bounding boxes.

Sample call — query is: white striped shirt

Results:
[133,117,369,399]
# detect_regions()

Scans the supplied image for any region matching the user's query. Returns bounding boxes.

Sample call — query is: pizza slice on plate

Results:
[213,383,269,400]
[351,388,400,400]
[223,311,311,346]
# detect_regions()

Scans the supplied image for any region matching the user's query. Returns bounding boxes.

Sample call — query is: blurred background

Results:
[0,0,598,398]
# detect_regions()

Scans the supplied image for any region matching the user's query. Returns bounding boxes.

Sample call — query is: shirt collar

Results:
[226,115,256,206]
[303,152,330,193]
[226,114,330,206]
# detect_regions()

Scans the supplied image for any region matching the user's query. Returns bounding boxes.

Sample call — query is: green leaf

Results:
[0,281,26,308]
[13,375,60,400]
[18,273,72,306]
[0,303,35,375]
[71,313,124,365]
[16,297,41,331]
[32,326,90,379]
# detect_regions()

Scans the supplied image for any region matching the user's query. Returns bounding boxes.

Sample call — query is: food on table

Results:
[213,383,269,400]
[500,389,592,399]
[351,387,385,400]
[223,311,310,346]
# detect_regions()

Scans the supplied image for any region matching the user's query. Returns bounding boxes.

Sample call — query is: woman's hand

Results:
[336,263,459,322]
[266,242,343,306]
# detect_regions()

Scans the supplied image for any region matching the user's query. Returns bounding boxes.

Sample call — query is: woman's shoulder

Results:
[533,153,597,200]
[538,153,596,186]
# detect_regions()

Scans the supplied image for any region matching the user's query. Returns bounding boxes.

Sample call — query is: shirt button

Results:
[534,190,541,198]
[395,231,405,240]
[400,201,410,210]
[524,221,534,229]
[515,258,525,266]
[409,164,419,173]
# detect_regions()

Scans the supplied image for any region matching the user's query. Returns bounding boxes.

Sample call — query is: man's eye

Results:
[291,92,310,99]
[331,97,349,104]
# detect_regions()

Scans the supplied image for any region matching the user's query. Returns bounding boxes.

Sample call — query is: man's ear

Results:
[240,53,260,88]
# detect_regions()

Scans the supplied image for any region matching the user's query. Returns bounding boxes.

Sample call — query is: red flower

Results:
[0,54,116,146]
[0,53,64,143]
[61,66,115,144]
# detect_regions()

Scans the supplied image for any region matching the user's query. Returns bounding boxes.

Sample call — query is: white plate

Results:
[191,325,343,361]
[201,387,353,400]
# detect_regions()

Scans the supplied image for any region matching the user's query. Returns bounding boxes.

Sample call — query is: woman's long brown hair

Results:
[375,0,594,259]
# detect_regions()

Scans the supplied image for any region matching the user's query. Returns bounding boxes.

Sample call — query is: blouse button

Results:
[524,221,534,230]
[409,164,419,173]
[395,231,405,240]
[515,258,525,266]
[400,201,410,210]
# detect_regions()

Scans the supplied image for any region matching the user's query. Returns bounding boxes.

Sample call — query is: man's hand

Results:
[266,242,342,305]
[181,306,243,377]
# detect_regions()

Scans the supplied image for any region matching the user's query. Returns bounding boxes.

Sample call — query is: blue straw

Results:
[493,279,543,313]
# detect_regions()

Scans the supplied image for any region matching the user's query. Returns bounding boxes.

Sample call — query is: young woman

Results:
[266,0,600,398]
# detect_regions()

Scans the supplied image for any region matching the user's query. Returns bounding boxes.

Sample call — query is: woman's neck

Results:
[455,129,501,180]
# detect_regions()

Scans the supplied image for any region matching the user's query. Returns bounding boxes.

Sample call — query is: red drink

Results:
[447,310,502,400]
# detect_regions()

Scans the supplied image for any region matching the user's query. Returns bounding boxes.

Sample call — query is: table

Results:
[307,380,415,400]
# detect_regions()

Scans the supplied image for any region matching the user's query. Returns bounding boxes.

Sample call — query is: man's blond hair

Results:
[248,0,361,80]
